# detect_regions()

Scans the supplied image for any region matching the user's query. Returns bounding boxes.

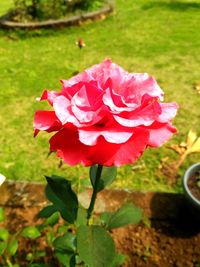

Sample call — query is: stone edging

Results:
[0,4,114,29]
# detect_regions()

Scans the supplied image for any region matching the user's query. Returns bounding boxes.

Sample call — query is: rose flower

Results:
[34,59,178,166]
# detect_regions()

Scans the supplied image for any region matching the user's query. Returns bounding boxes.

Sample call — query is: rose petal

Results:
[34,59,178,167]
[72,105,104,125]
[78,123,133,145]
[38,90,60,105]
[50,127,92,166]
[87,128,149,166]
[61,59,126,90]
[50,127,149,166]
[61,72,93,88]
[158,102,179,123]
[70,83,105,124]
[103,87,137,113]
[61,81,87,99]
[126,73,164,100]
[71,83,103,110]
[147,122,177,147]
[114,98,161,127]
[34,110,61,136]
[53,95,79,125]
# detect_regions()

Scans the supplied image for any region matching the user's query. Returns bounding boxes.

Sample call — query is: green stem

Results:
[6,258,13,267]
[87,164,103,221]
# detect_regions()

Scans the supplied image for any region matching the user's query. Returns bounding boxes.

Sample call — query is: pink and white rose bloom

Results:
[34,59,178,166]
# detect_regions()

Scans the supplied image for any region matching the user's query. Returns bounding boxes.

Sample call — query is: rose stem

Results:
[87,164,103,222]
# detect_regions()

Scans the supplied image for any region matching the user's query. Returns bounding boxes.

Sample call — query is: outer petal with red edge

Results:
[34,110,61,137]
[50,126,149,166]
[78,123,134,146]
[147,122,177,147]
[87,128,150,166]
[49,127,92,166]
[38,90,60,105]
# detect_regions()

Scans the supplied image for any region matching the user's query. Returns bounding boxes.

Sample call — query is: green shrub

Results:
[12,0,105,21]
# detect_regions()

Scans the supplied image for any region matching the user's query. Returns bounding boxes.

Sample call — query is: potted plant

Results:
[183,162,200,210]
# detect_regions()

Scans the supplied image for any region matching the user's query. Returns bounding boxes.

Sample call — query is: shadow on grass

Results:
[0,27,65,40]
[142,1,200,11]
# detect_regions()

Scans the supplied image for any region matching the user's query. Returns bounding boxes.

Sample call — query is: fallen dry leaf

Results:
[161,129,200,185]
[186,129,197,148]
[193,82,200,95]
[190,137,200,153]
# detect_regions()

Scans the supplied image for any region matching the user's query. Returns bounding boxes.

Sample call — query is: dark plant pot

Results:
[183,163,200,211]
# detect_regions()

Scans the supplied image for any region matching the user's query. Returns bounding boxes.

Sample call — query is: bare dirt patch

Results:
[1,181,200,266]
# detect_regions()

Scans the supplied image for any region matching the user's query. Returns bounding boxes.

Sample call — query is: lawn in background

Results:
[0,0,200,191]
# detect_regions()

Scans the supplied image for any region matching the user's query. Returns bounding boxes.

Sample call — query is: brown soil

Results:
[1,181,200,267]
[187,170,200,201]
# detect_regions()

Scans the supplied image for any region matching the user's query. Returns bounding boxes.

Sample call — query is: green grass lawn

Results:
[0,0,12,15]
[0,0,200,192]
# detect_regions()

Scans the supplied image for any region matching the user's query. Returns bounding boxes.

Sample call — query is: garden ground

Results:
[1,181,200,267]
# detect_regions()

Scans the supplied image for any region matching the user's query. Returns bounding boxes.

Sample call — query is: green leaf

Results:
[69,254,76,267]
[43,212,59,227]
[103,203,143,230]
[100,212,112,226]
[0,241,7,255]
[53,232,76,253]
[45,231,55,246]
[76,206,87,227]
[75,254,82,265]
[21,226,41,239]
[7,237,18,256]
[111,253,127,267]
[38,205,57,218]
[90,165,117,192]
[0,227,9,241]
[26,252,34,261]
[55,251,74,267]
[57,225,69,235]
[34,250,46,258]
[0,208,5,222]
[77,225,116,267]
[45,176,78,224]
